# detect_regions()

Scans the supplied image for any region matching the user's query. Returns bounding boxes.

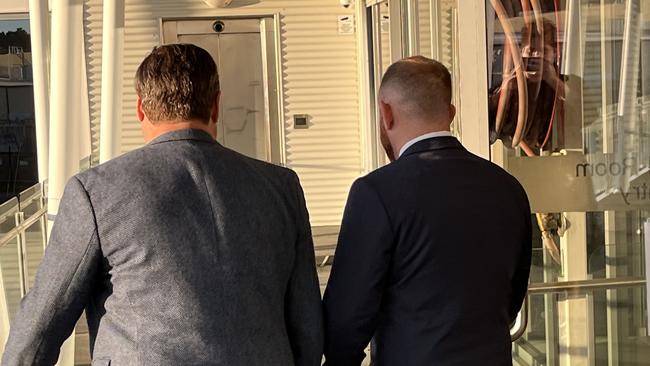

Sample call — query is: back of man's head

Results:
[135,44,220,124]
[379,56,452,123]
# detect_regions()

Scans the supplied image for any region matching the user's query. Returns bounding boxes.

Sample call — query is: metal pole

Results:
[49,0,82,216]
[457,0,490,158]
[99,0,125,164]
[14,212,27,296]
[28,0,51,182]
[48,2,84,362]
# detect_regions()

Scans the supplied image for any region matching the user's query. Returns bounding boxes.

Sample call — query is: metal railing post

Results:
[99,0,125,163]
[28,0,51,182]
[14,212,27,297]
[40,183,48,249]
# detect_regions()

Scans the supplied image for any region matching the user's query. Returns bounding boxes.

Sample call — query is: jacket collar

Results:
[399,136,465,159]
[149,128,216,145]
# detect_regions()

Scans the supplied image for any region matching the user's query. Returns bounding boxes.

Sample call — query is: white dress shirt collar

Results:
[398,131,454,158]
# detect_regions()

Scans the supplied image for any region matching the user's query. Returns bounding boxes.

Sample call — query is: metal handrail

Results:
[0,206,47,248]
[510,296,528,342]
[527,277,647,294]
[510,276,648,342]
[18,185,44,211]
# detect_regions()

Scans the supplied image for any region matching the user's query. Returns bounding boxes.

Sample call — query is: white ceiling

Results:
[2,0,29,13]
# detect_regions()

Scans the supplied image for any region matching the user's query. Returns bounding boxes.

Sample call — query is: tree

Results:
[0,28,31,54]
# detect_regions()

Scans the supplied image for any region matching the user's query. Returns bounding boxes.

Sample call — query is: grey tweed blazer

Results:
[2,129,324,366]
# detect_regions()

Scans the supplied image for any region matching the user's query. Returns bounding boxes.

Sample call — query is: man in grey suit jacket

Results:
[2,44,324,365]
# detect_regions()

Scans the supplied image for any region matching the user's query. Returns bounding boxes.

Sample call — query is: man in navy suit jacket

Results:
[323,56,532,365]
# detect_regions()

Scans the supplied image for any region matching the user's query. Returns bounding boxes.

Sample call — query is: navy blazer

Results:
[323,136,532,366]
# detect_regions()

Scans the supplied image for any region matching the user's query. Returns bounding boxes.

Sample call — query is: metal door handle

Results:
[510,296,528,342]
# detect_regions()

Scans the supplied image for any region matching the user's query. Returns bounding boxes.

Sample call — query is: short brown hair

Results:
[135,44,220,123]
[379,56,452,119]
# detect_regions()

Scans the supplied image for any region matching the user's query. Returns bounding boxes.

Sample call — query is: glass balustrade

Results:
[0,182,47,353]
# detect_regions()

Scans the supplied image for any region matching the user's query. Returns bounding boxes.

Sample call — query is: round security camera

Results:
[213,21,226,33]
[340,0,352,8]
[203,0,233,7]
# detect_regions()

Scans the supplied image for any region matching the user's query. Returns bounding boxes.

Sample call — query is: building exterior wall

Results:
[84,0,362,226]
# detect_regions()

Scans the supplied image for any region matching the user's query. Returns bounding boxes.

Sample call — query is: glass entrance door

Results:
[410,0,462,138]
[485,1,650,364]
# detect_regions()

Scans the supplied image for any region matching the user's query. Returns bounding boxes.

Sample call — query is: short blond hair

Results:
[379,56,452,119]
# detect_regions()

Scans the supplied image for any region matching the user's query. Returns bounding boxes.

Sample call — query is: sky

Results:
[0,20,30,34]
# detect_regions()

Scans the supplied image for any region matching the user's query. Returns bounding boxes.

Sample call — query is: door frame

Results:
[455,1,490,159]
[159,15,286,165]
[359,0,408,170]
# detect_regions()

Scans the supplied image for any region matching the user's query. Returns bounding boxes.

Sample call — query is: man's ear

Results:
[448,104,456,122]
[210,92,221,123]
[379,99,395,131]
[137,96,145,122]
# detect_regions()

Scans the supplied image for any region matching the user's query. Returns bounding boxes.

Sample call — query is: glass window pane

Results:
[0,18,38,203]
[0,20,31,82]
[486,1,650,363]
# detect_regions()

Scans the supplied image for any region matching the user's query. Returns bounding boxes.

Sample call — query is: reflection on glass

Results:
[0,19,37,204]
[0,183,46,322]
[487,1,650,364]
[487,0,564,153]
[417,0,433,58]
[0,198,21,321]
[379,1,392,76]
[0,20,31,82]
